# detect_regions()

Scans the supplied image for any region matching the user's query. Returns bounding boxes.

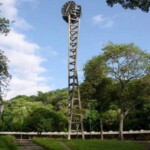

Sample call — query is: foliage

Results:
[24,108,67,132]
[0,136,18,150]
[0,71,149,134]
[0,50,11,97]
[83,56,106,83]
[124,76,150,130]
[35,89,68,112]
[106,0,150,12]
[81,54,117,139]
[0,91,68,132]
[33,138,145,150]
[102,43,150,82]
[0,3,10,35]
[124,102,150,130]
[1,97,53,131]
[80,42,150,139]
[0,18,10,35]
[81,56,111,112]
[103,109,120,129]
[0,3,11,99]
[102,42,150,140]
[83,109,100,131]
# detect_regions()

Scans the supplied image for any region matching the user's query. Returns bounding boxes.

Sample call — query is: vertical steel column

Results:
[67,13,84,140]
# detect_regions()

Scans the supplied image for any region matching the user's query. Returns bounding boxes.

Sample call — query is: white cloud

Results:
[0,0,52,99]
[0,0,33,30]
[0,30,38,54]
[93,15,105,24]
[13,19,33,30]
[7,77,50,99]
[42,47,58,56]
[92,14,114,28]
[0,0,17,19]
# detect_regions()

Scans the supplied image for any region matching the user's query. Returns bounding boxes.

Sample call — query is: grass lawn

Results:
[0,136,18,150]
[32,137,145,150]
[33,137,64,150]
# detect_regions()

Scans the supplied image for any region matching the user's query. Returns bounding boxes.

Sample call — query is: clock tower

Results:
[61,1,84,140]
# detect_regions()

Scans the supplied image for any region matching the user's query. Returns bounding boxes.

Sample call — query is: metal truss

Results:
[67,13,84,140]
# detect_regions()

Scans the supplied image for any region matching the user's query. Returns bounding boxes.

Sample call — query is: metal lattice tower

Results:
[62,1,84,140]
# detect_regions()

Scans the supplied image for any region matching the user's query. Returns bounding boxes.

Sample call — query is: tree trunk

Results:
[100,117,104,140]
[118,112,124,140]
[118,109,130,140]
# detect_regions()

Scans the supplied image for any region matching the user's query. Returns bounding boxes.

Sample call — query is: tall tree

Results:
[102,42,150,140]
[81,56,113,139]
[106,0,150,12]
[0,3,11,116]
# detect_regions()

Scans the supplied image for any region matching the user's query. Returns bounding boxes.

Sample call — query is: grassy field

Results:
[0,136,18,150]
[32,137,145,150]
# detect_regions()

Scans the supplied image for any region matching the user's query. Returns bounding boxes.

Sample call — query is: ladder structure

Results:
[62,1,84,140]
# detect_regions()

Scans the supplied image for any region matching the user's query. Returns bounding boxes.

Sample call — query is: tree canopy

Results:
[0,50,11,97]
[81,42,150,140]
[102,43,150,140]
[0,3,10,35]
[106,0,150,12]
[0,82,149,139]
[102,43,150,82]
[0,4,11,99]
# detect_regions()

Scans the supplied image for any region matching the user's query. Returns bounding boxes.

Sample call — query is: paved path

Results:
[15,139,46,150]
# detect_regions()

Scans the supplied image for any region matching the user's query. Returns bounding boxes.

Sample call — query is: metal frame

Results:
[67,13,84,140]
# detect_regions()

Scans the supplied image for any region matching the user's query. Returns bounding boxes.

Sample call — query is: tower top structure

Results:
[61,1,81,23]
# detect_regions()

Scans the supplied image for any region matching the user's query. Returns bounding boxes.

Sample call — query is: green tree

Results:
[106,0,150,12]
[0,50,11,97]
[102,42,150,140]
[103,108,120,130]
[35,91,48,104]
[24,108,67,133]
[81,56,113,139]
[0,3,10,35]
[0,3,11,116]
[0,92,69,132]
[35,89,68,112]
[123,75,150,131]
[1,96,53,131]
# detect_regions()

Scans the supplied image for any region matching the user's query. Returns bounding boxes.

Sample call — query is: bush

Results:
[0,136,18,150]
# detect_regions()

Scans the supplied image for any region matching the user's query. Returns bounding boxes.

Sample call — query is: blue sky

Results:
[0,0,150,99]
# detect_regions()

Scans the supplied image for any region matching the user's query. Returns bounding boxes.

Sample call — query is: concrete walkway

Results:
[15,139,46,150]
